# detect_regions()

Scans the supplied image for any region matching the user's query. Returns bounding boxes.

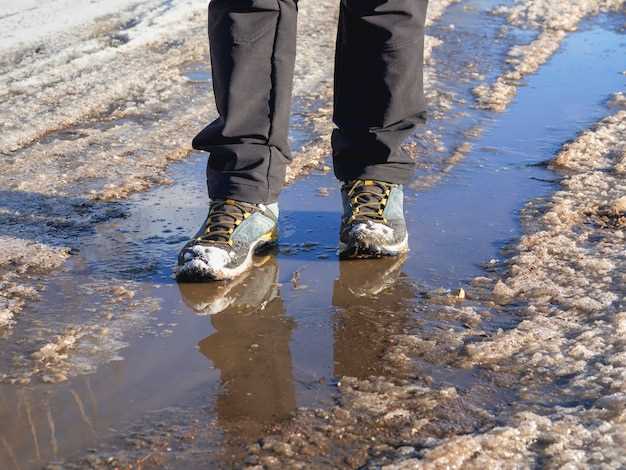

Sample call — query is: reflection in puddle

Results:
[177,254,416,440]
[181,258,297,434]
[333,256,415,379]
[181,63,212,84]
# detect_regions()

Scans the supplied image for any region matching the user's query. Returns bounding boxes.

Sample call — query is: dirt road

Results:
[1,0,625,468]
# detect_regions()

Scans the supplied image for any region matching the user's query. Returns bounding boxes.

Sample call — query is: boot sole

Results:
[338,234,409,260]
[176,228,278,282]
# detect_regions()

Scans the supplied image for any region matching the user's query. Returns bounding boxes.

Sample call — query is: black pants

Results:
[193,0,428,204]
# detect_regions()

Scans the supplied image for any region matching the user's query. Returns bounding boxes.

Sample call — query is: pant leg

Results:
[332,0,428,184]
[192,0,298,204]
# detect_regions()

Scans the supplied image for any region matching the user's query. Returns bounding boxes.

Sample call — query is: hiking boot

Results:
[176,199,278,281]
[339,179,408,259]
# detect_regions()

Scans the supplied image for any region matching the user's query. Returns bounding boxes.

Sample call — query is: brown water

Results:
[1,2,625,468]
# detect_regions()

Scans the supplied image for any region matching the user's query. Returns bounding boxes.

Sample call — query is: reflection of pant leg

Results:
[192,0,298,204]
[332,0,428,184]
[198,297,296,425]
[332,258,412,378]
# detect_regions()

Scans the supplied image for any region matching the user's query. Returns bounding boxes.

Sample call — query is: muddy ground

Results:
[1,0,625,468]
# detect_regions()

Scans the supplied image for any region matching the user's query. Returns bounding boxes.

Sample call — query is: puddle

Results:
[181,63,212,85]
[1,4,625,469]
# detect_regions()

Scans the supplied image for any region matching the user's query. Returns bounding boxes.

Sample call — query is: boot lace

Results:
[345,180,392,224]
[196,199,254,247]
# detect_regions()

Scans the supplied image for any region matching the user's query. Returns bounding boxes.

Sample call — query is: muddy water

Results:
[1,5,625,470]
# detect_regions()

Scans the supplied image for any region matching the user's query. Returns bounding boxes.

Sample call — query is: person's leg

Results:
[332,0,428,184]
[178,0,297,281]
[333,0,428,259]
[192,0,298,204]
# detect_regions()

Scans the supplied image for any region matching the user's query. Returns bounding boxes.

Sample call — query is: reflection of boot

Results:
[332,255,414,378]
[177,256,279,316]
[333,254,408,304]
[183,259,296,432]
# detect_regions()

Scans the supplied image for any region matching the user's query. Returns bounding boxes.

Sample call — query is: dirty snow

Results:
[0,238,69,329]
[0,0,146,53]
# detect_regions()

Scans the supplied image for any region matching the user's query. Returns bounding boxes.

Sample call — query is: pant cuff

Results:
[332,161,415,185]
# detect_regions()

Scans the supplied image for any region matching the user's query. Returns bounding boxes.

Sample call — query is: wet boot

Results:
[339,179,408,259]
[176,199,278,281]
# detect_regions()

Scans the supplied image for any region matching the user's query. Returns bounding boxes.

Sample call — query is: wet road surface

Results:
[0,1,625,468]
